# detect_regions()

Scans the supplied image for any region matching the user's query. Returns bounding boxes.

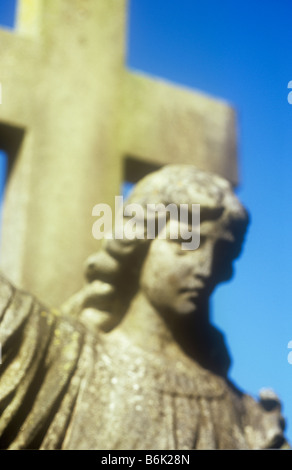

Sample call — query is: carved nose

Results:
[196,254,213,279]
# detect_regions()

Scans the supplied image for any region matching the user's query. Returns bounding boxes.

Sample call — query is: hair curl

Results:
[62,164,249,332]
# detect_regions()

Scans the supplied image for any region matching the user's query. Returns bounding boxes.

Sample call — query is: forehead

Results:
[165,219,235,243]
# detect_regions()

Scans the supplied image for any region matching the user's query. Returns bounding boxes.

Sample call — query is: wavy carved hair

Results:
[63,165,249,332]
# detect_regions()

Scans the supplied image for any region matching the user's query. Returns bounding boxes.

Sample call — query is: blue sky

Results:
[1,0,292,444]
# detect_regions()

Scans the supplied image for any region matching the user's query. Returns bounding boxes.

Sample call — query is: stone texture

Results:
[0,0,238,308]
[0,165,288,450]
[118,72,237,183]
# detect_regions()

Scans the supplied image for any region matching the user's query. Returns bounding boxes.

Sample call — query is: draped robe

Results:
[0,275,287,449]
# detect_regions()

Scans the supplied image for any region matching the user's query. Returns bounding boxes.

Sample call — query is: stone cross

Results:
[0,0,238,307]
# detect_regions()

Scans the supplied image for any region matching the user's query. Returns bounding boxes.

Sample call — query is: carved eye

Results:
[169,238,188,255]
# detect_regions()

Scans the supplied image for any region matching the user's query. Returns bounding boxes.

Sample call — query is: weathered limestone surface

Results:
[0,0,238,307]
[0,165,288,450]
[119,72,237,181]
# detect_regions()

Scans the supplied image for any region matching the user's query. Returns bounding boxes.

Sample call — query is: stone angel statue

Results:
[0,165,288,449]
